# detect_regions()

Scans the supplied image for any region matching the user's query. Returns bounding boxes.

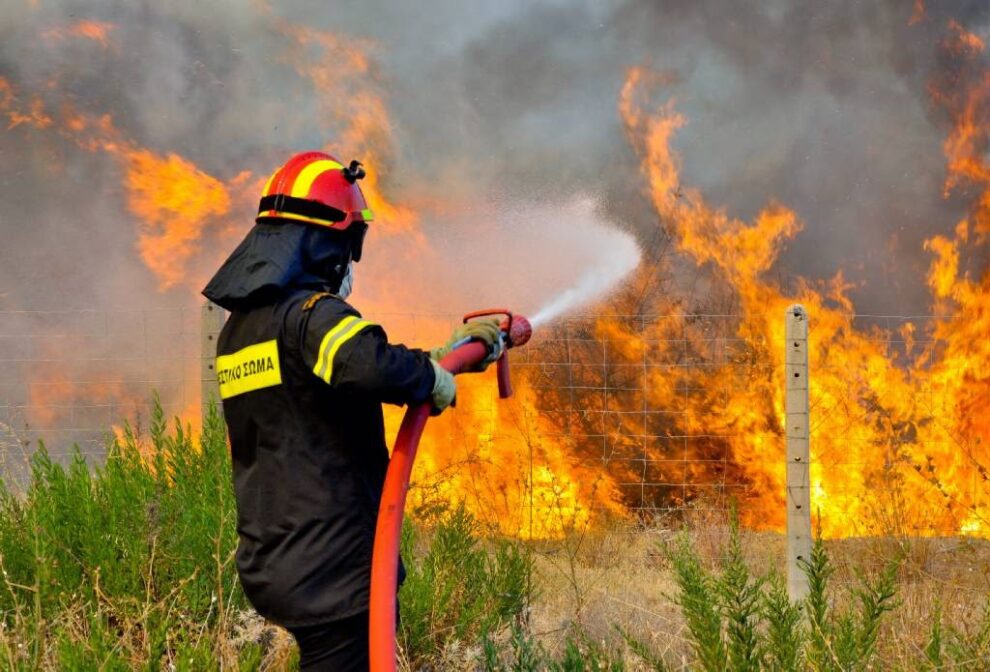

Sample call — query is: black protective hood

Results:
[202,221,351,312]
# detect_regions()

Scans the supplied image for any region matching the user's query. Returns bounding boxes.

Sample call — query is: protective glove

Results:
[429,317,503,372]
[429,359,456,414]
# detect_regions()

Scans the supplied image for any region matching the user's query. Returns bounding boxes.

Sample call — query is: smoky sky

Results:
[0,0,988,314]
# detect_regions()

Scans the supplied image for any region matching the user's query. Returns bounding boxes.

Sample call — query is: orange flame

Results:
[125,151,232,290]
[615,51,990,537]
[388,365,626,538]
[273,19,418,234]
[6,14,988,541]
[42,20,117,48]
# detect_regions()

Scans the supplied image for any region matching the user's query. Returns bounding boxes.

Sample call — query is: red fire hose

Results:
[369,310,532,671]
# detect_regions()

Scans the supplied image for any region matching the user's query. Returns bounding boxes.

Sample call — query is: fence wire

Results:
[0,308,202,478]
[0,306,982,540]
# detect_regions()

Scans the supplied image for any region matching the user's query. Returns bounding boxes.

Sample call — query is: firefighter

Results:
[202,151,501,670]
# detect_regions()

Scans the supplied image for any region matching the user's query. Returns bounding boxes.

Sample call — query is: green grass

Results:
[0,401,247,670]
[0,404,987,670]
[399,504,530,664]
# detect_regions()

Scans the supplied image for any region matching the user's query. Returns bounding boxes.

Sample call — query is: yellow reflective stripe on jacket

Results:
[313,316,375,383]
[217,340,282,399]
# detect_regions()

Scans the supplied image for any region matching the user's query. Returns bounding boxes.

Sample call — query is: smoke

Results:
[0,0,988,314]
[525,200,641,327]
[324,0,990,314]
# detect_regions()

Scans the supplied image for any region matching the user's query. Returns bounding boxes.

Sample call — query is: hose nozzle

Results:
[462,309,532,349]
[462,309,532,398]
[500,314,532,349]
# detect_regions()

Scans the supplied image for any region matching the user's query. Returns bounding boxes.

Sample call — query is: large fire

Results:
[2,10,987,540]
[603,23,990,537]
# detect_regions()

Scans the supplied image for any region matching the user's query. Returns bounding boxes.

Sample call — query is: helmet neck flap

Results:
[202,221,355,311]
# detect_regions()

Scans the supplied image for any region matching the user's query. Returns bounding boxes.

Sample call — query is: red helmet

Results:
[257,150,374,232]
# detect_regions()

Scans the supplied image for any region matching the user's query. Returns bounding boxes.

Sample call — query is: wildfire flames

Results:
[603,22,990,537]
[2,8,988,539]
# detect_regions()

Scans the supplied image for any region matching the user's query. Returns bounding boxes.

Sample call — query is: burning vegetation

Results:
[0,2,987,541]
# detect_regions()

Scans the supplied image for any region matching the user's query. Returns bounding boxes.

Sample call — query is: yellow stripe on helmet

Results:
[262,170,280,197]
[257,211,340,228]
[290,159,344,199]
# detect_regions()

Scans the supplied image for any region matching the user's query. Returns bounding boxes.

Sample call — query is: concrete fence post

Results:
[201,301,225,420]
[785,304,812,602]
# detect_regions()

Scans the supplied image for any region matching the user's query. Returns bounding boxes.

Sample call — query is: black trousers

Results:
[289,611,369,672]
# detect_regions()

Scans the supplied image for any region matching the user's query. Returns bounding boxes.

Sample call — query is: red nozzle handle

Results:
[464,309,514,397]
[462,308,511,323]
[497,354,512,398]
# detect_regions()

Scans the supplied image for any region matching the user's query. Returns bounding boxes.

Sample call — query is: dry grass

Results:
[521,516,990,670]
[2,505,986,669]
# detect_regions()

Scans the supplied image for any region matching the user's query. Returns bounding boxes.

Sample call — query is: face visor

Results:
[349,222,369,263]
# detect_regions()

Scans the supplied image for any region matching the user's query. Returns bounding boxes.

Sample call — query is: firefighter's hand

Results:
[429,360,456,415]
[430,318,503,371]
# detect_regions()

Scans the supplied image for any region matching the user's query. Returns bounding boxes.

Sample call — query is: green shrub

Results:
[942,602,990,671]
[665,531,727,670]
[801,537,899,671]
[399,504,531,663]
[481,622,627,672]
[761,570,802,672]
[0,401,253,669]
[661,515,902,672]
[2,401,988,671]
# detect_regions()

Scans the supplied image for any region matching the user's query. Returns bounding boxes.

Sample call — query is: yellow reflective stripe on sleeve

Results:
[313,316,375,383]
[313,316,358,379]
[290,159,344,198]
[216,340,282,399]
[360,208,375,222]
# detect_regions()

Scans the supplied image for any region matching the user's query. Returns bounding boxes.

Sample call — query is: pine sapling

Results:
[800,537,835,672]
[850,558,899,668]
[664,532,726,672]
[924,601,943,671]
[762,570,803,672]
[716,513,763,672]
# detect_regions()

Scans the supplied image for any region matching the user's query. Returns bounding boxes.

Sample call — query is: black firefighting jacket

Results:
[216,289,435,627]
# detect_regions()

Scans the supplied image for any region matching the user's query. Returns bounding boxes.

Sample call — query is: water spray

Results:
[369,309,533,671]
[528,230,640,328]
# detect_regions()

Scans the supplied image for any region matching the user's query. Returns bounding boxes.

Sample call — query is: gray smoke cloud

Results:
[359,0,989,313]
[0,0,988,313]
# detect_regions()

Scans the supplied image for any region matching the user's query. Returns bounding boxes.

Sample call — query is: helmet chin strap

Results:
[336,260,355,300]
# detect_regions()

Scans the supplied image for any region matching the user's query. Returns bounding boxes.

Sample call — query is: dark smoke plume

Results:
[1,0,988,314]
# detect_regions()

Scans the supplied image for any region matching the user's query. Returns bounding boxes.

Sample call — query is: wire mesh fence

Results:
[0,305,984,543]
[0,308,202,481]
[516,314,760,518]
[806,313,987,539]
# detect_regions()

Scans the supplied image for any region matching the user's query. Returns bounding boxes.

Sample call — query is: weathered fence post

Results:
[785,304,812,602]
[201,301,225,420]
